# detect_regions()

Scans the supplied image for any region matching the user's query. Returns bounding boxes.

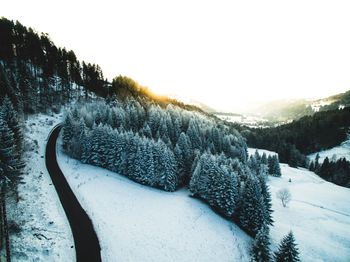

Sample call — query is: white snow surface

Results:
[269,165,350,262]
[308,137,350,162]
[57,146,350,262]
[250,148,350,261]
[57,146,252,262]
[9,113,75,261]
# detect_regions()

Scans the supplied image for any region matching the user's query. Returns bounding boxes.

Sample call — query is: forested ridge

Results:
[235,107,350,187]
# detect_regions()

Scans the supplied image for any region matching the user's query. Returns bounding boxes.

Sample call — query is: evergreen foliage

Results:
[238,174,266,237]
[0,114,22,189]
[62,100,276,237]
[268,155,281,177]
[274,232,300,262]
[310,156,350,187]
[250,224,271,262]
[241,107,350,169]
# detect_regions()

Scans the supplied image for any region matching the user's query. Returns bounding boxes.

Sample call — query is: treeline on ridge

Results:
[309,155,350,187]
[239,107,350,169]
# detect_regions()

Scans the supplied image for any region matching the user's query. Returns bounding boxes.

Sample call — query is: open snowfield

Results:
[269,165,350,262]
[308,137,350,162]
[250,149,350,262]
[9,113,75,261]
[57,147,350,262]
[57,146,252,262]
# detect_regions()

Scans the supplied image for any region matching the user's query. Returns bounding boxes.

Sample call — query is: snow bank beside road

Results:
[9,113,75,261]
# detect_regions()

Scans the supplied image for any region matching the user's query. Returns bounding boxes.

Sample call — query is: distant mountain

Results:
[315,90,350,111]
[253,99,313,122]
[251,90,350,122]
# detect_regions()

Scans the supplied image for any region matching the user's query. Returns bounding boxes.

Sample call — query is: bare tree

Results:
[276,188,291,207]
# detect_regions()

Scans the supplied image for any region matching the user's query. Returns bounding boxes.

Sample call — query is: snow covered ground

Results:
[251,148,350,262]
[9,113,75,261]
[269,165,350,262]
[58,146,350,262]
[57,145,252,262]
[308,136,350,162]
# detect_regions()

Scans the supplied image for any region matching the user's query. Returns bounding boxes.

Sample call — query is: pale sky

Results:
[2,0,350,112]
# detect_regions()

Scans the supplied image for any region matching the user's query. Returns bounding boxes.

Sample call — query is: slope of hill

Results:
[247,90,350,123]
[269,164,350,262]
[9,113,75,261]
[253,99,313,122]
[316,90,350,112]
[57,146,251,262]
[57,147,350,262]
[308,136,350,163]
[241,107,350,168]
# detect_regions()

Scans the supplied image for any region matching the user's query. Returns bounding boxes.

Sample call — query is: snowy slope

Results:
[57,147,251,262]
[269,165,350,262]
[249,148,350,262]
[308,137,350,162]
[56,145,350,262]
[9,113,75,261]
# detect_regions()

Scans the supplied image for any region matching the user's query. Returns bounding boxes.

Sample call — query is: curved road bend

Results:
[45,125,102,262]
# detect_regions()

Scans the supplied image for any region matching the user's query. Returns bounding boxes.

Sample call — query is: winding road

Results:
[45,125,102,262]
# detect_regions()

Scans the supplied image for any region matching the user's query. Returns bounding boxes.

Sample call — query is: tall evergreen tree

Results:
[238,174,266,237]
[0,116,21,188]
[250,224,271,262]
[258,175,274,226]
[62,113,74,150]
[274,231,300,262]
[0,96,23,151]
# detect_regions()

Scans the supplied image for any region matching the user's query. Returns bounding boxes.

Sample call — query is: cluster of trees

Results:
[240,107,350,168]
[248,151,281,177]
[309,154,350,188]
[0,17,108,114]
[63,100,248,188]
[251,228,300,262]
[62,100,282,237]
[0,96,23,196]
[189,150,275,236]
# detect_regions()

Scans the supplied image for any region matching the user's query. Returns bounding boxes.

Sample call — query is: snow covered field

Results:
[12,113,349,262]
[9,113,75,261]
[308,137,350,162]
[250,148,350,262]
[269,165,350,262]
[58,147,350,262]
[57,147,251,262]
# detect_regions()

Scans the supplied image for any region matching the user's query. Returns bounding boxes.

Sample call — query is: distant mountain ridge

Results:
[250,90,350,122]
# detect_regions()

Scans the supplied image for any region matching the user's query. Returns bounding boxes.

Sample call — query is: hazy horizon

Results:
[2,0,350,112]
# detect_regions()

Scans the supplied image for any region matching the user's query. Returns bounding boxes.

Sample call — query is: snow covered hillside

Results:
[9,113,75,261]
[249,149,350,262]
[269,165,350,262]
[308,136,350,162]
[57,145,252,262]
[58,146,350,262]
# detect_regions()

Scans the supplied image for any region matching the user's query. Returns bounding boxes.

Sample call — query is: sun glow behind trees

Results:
[2,0,350,112]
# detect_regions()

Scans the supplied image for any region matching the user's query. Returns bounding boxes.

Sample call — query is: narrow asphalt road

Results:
[45,124,102,262]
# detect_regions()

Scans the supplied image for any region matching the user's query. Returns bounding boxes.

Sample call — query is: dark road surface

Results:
[45,125,102,262]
